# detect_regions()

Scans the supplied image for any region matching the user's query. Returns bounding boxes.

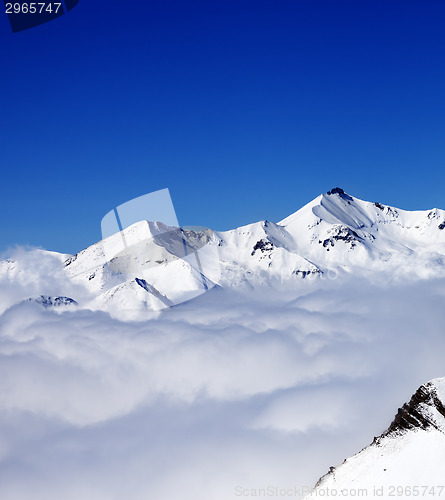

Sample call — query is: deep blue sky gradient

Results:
[1,0,445,254]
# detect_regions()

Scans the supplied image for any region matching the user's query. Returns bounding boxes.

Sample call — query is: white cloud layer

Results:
[1,252,445,499]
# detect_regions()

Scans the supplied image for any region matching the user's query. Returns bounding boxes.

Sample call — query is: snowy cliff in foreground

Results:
[306,378,445,499]
[1,189,445,499]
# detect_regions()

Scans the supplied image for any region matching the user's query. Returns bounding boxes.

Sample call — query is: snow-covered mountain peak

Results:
[384,378,445,437]
[3,189,445,318]
[61,220,221,317]
[281,187,445,234]
[275,188,445,276]
[305,378,445,498]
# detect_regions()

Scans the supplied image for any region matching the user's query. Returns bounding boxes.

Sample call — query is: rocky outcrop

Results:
[384,381,445,435]
[28,296,78,308]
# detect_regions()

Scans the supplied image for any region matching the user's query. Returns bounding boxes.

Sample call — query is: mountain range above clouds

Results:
[2,187,445,319]
[1,188,445,498]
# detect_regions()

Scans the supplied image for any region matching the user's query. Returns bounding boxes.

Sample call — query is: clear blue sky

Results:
[1,0,444,254]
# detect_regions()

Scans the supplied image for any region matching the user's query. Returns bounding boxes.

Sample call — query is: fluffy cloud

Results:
[1,254,445,499]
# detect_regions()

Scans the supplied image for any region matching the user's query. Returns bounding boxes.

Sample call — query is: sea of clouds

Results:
[1,248,445,499]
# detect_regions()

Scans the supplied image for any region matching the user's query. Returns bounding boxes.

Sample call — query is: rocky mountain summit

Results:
[306,379,445,499]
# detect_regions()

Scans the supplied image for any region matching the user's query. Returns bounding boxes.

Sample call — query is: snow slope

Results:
[2,188,445,318]
[305,378,445,499]
[279,188,445,277]
[63,220,221,317]
[211,187,445,285]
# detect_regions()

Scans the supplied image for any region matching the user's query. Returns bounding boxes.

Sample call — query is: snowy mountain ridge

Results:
[216,187,445,285]
[306,378,445,499]
[384,378,445,436]
[2,188,445,318]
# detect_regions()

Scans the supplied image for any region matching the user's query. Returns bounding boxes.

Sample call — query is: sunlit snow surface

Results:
[2,190,445,499]
[50,191,445,319]
[306,377,445,499]
[1,272,445,499]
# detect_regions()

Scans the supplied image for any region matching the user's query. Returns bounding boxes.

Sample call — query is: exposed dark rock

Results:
[384,382,445,436]
[251,239,274,256]
[428,211,437,220]
[327,187,346,195]
[374,202,385,211]
[293,269,321,278]
[386,207,399,218]
[28,296,78,308]
[335,227,359,242]
[439,222,445,230]
[309,380,445,494]
[321,239,334,248]
[135,278,173,306]
[327,187,353,201]
[135,277,151,292]
[64,254,78,266]
[319,226,360,249]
